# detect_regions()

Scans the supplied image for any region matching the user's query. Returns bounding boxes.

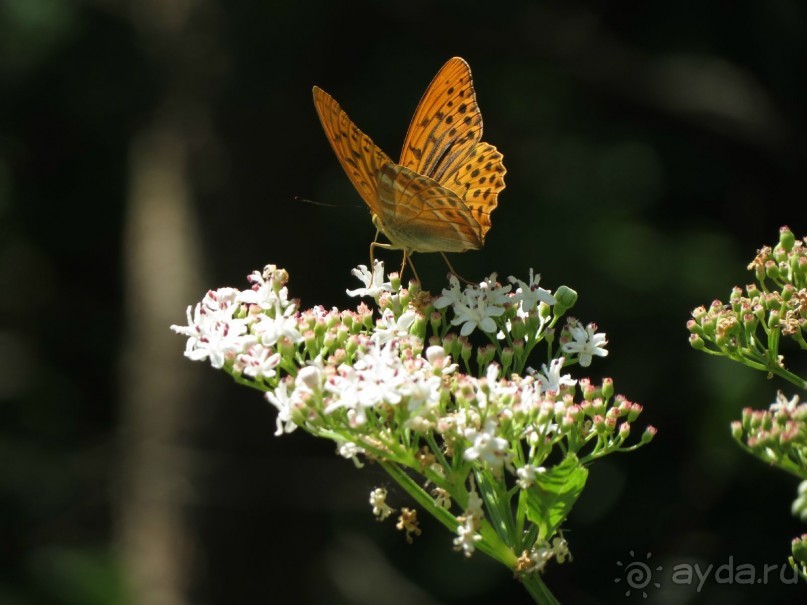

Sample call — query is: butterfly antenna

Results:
[439,252,475,285]
[294,195,343,208]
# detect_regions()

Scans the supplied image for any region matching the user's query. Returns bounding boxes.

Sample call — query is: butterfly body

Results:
[313,57,505,268]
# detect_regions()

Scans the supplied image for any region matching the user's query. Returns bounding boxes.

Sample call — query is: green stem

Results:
[379,460,515,567]
[520,571,562,604]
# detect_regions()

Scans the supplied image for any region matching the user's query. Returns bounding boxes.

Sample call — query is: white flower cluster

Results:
[172,262,653,570]
[171,266,300,379]
[172,262,629,470]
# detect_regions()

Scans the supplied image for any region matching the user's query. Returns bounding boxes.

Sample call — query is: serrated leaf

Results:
[524,454,588,539]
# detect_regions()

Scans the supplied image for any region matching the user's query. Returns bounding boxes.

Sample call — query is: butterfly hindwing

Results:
[445,142,506,240]
[375,163,483,253]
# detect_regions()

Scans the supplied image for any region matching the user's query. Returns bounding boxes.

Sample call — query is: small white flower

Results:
[431,487,452,510]
[200,287,240,311]
[338,441,366,468]
[516,464,547,490]
[265,379,297,436]
[171,300,253,369]
[251,300,302,347]
[465,489,484,520]
[370,487,395,521]
[770,390,802,413]
[551,535,572,564]
[463,420,510,467]
[433,274,462,309]
[509,269,556,313]
[478,273,512,306]
[236,344,281,379]
[401,373,442,414]
[531,357,576,394]
[425,345,458,374]
[324,341,405,424]
[296,365,323,393]
[346,261,393,298]
[561,320,608,367]
[451,290,505,336]
[238,270,292,311]
[373,308,417,345]
[453,515,483,558]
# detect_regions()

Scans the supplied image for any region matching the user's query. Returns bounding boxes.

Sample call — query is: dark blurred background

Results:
[1,0,806,603]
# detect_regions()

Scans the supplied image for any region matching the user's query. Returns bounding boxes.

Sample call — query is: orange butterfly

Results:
[313,57,506,280]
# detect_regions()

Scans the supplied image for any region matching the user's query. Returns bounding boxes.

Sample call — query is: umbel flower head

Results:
[172,261,653,593]
[688,226,807,389]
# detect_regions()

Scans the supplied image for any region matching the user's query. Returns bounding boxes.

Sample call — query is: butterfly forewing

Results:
[312,86,393,217]
[376,163,483,253]
[400,57,483,185]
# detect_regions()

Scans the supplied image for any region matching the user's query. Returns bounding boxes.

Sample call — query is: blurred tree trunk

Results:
[118,1,221,603]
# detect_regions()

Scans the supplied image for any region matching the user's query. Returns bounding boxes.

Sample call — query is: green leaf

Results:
[524,454,588,540]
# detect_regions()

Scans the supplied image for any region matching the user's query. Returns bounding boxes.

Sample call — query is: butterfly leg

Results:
[401,252,422,283]
[369,230,383,266]
[439,252,475,284]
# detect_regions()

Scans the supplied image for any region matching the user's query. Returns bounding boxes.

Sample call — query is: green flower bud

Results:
[330,348,346,365]
[640,426,657,444]
[791,534,807,565]
[746,283,761,298]
[345,334,359,357]
[460,337,473,365]
[780,225,796,252]
[304,330,318,356]
[795,255,807,285]
[602,377,614,399]
[476,344,496,369]
[752,262,766,284]
[553,286,578,315]
[765,260,780,280]
[730,420,743,440]
[627,403,642,422]
[411,314,427,339]
[430,311,442,335]
[501,347,514,374]
[509,315,527,340]
[512,338,525,360]
[340,311,354,331]
[314,318,327,339]
[593,415,607,434]
[278,335,296,358]
[443,332,458,358]
[335,324,349,347]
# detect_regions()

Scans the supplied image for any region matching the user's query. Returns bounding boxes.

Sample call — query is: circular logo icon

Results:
[615,551,662,598]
